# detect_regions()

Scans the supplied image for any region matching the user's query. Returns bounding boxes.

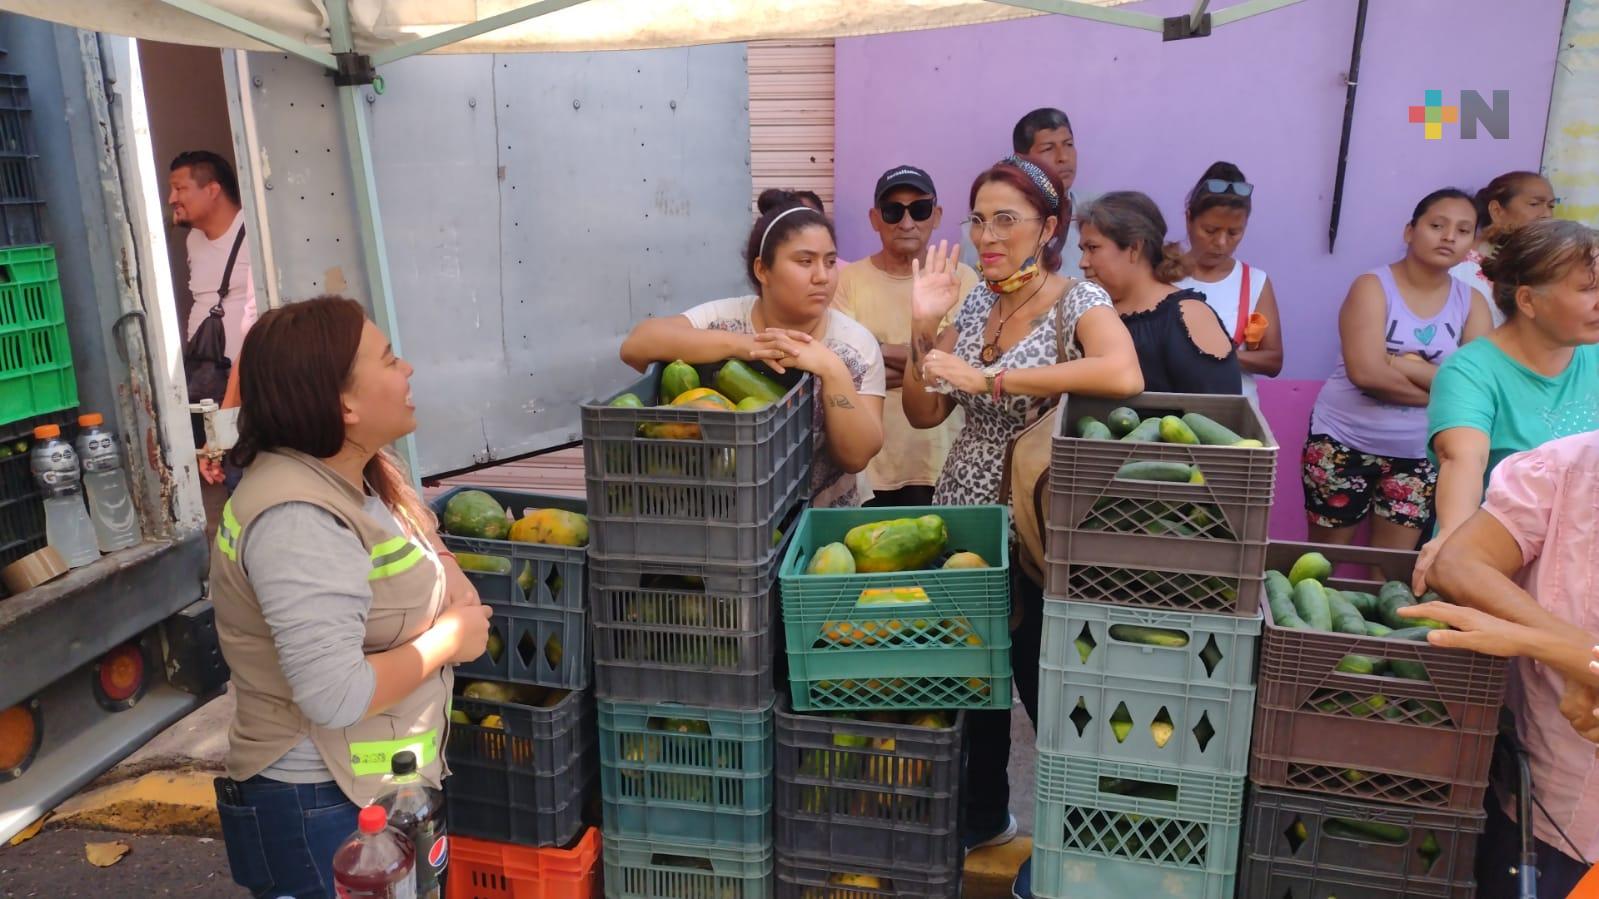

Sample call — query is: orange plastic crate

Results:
[447,828,601,899]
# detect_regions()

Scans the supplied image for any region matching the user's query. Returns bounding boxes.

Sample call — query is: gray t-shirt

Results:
[239,497,394,783]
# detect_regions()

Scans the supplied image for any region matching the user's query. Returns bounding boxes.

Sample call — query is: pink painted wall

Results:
[833,0,1564,539]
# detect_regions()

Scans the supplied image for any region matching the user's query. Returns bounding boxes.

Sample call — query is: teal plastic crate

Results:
[1031,751,1244,899]
[603,833,773,899]
[599,697,774,848]
[0,245,74,426]
[1041,597,1261,689]
[778,505,1012,711]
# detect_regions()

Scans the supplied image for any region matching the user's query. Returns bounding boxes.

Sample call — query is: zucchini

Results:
[1077,416,1114,440]
[1384,626,1436,642]
[1115,460,1196,483]
[714,359,786,405]
[1341,590,1381,618]
[1292,578,1334,631]
[1363,621,1393,638]
[1335,654,1379,676]
[1325,589,1368,635]
[1180,412,1244,446]
[1109,624,1191,648]
[1324,818,1410,844]
[1265,571,1307,628]
[1120,417,1162,442]
[1107,407,1142,437]
[1158,415,1200,445]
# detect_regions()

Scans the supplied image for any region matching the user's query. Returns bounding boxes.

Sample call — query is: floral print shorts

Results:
[1302,433,1437,529]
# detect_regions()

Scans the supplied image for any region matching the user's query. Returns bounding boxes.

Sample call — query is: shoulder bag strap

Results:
[998,278,1079,504]
[211,224,247,317]
[1232,263,1251,346]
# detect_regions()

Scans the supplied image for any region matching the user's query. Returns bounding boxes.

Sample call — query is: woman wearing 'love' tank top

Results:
[1304,188,1494,551]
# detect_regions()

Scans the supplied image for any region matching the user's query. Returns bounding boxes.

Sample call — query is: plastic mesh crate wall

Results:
[1251,541,1508,812]
[0,409,74,594]
[0,77,45,248]
[1240,786,1482,899]
[0,246,75,424]
[1030,751,1244,899]
[602,833,772,899]
[775,857,961,898]
[430,487,588,610]
[774,697,963,872]
[456,602,590,690]
[445,828,601,899]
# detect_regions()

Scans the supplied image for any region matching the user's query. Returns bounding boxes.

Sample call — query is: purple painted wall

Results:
[834,0,1564,539]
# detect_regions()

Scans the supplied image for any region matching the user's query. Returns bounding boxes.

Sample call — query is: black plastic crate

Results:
[429,486,587,610]
[456,602,591,690]
[444,682,596,846]
[776,856,961,898]
[582,362,814,566]
[0,409,71,594]
[589,509,801,709]
[0,202,45,248]
[774,696,964,872]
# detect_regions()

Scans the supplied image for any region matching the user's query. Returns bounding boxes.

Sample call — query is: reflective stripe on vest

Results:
[347,728,439,777]
[216,501,241,561]
[370,536,427,581]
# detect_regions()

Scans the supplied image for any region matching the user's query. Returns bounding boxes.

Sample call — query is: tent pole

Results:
[986,0,1165,32]
[1327,0,1370,253]
[152,0,334,66]
[326,0,422,483]
[370,0,597,66]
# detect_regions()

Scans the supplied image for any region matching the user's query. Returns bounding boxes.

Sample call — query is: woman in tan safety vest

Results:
[209,295,491,898]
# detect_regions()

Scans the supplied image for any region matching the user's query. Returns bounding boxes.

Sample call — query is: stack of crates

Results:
[581,362,815,899]
[0,74,48,247]
[429,486,595,855]
[1033,392,1277,898]
[1242,540,1506,897]
[774,504,1013,896]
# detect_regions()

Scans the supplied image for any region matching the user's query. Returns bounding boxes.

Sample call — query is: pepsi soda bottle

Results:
[376,750,445,898]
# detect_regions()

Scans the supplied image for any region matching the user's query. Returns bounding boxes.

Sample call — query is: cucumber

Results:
[1265,571,1307,628]
[1347,694,1389,717]
[1387,658,1431,681]
[1109,624,1191,648]
[1335,654,1379,675]
[1292,578,1334,631]
[1378,582,1448,630]
[1325,589,1368,635]
[1180,412,1244,446]
[455,552,513,575]
[1107,407,1142,437]
[1159,415,1200,445]
[1324,818,1410,844]
[1077,416,1114,440]
[1115,460,1196,483]
[1384,626,1436,642]
[1120,417,1162,442]
[1363,621,1393,638]
[1147,517,1197,537]
[714,359,787,405]
[1341,590,1381,618]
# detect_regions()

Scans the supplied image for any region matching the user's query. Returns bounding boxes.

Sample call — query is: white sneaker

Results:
[966,813,1018,850]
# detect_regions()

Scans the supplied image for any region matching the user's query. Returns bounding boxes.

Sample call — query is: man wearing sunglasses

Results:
[835,165,978,507]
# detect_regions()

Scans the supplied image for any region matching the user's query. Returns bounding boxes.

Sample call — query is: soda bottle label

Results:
[414,820,445,894]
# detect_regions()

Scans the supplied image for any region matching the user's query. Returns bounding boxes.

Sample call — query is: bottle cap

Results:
[32,424,59,439]
[390,750,417,776]
[78,413,103,427]
[358,804,387,834]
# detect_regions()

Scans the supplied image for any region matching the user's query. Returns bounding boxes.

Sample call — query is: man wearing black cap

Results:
[835,165,978,507]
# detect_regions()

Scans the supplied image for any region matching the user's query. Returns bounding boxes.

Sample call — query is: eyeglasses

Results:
[1201,179,1253,197]
[963,213,1042,240]
[879,198,936,224]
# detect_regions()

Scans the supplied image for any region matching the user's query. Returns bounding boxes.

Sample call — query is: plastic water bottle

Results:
[376,751,445,898]
[30,424,99,569]
[74,414,139,553]
[332,805,416,899]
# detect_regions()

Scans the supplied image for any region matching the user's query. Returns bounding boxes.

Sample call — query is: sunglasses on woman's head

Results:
[879,198,936,224]
[1203,179,1253,197]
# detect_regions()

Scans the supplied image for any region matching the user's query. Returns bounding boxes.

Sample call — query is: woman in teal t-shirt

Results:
[1416,219,1599,592]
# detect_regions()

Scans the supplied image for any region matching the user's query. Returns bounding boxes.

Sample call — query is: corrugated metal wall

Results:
[747,40,835,213]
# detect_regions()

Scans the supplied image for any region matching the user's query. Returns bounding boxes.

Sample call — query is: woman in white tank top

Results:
[1177,162,1283,399]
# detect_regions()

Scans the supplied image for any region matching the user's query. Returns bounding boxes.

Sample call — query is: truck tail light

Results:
[0,700,41,781]
[93,643,147,710]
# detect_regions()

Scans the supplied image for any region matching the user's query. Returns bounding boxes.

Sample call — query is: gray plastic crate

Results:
[776,857,961,898]
[445,684,596,846]
[774,697,964,872]
[582,362,814,566]
[603,834,773,899]
[589,515,798,709]
[456,602,590,690]
[430,486,587,610]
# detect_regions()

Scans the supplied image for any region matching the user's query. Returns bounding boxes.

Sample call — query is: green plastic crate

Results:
[0,246,74,426]
[1031,751,1244,899]
[778,505,1012,711]
[603,834,772,899]
[599,697,774,848]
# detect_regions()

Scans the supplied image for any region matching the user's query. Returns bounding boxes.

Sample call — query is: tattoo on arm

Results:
[827,394,855,410]
[911,333,935,371]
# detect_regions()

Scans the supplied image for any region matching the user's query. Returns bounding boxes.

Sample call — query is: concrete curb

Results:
[48,768,220,837]
[962,837,1031,899]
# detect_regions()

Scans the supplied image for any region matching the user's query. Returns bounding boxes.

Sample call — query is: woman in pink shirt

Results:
[1408,431,1599,896]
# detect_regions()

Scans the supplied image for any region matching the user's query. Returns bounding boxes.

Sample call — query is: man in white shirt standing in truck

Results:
[169,150,256,368]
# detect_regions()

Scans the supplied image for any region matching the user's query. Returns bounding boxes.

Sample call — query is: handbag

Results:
[183,225,247,403]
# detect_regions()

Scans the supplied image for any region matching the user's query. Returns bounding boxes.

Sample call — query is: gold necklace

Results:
[981,278,1047,364]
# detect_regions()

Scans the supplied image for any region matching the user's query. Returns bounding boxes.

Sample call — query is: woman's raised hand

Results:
[912,240,964,325]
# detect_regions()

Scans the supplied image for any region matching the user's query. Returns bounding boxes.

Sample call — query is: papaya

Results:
[1107,407,1142,437]
[671,387,733,406]
[943,551,989,569]
[507,508,589,547]
[807,542,857,575]
[844,515,949,573]
[640,393,737,440]
[442,490,509,540]
[659,360,700,403]
[608,392,645,408]
[715,359,788,405]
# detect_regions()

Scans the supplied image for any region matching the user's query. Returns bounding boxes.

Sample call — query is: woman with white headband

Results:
[621,202,886,507]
